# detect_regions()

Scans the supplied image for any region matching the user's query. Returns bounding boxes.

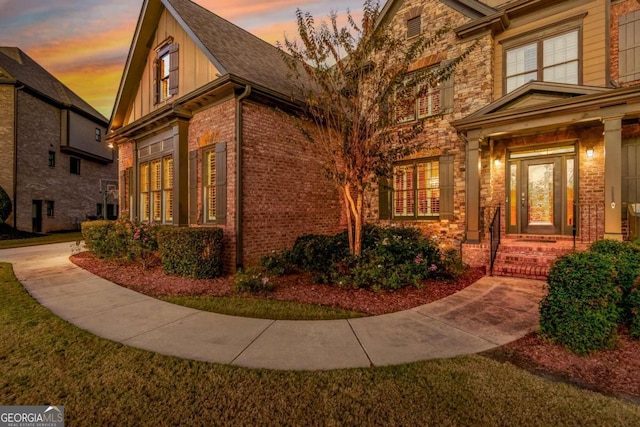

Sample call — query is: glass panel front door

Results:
[507,155,570,235]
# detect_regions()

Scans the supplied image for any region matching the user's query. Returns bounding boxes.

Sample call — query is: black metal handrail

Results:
[489,204,501,276]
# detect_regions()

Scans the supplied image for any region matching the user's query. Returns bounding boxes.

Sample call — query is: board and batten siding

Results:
[493,0,607,97]
[123,8,220,127]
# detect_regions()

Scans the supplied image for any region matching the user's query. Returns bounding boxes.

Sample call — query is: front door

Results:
[32,200,42,233]
[521,158,562,234]
[506,144,576,236]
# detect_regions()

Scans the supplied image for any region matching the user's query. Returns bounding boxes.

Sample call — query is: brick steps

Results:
[490,238,583,280]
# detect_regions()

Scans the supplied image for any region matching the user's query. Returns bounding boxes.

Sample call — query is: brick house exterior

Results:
[0,47,117,233]
[108,0,342,272]
[371,0,640,277]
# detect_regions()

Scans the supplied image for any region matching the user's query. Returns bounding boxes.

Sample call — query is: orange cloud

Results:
[57,62,124,117]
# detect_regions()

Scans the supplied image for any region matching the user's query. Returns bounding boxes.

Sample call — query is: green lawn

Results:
[1,262,639,426]
[162,295,365,320]
[0,231,83,249]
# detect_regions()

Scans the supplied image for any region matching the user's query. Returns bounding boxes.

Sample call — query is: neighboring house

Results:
[371,0,640,278]
[108,0,342,272]
[0,47,118,233]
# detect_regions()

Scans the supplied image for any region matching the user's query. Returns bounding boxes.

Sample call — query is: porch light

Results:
[586,147,594,158]
[108,142,114,149]
[494,158,501,167]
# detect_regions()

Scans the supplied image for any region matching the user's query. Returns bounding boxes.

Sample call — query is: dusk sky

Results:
[0,0,364,118]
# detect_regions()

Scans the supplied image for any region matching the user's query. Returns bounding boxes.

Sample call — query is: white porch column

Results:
[603,116,623,240]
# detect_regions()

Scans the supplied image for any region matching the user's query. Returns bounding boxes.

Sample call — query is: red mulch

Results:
[484,330,640,401]
[69,251,484,316]
[70,252,640,401]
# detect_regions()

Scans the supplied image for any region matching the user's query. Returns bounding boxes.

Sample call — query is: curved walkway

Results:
[0,243,545,371]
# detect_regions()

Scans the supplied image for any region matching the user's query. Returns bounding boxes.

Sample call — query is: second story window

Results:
[619,10,640,83]
[395,64,454,123]
[95,128,101,142]
[48,151,55,168]
[154,42,179,104]
[505,29,579,93]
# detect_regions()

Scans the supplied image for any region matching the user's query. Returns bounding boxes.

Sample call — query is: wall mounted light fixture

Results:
[586,147,594,158]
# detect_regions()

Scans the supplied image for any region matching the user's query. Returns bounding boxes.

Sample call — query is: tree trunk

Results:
[343,184,364,256]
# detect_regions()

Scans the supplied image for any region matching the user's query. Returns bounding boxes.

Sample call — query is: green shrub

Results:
[629,278,640,339]
[540,251,621,354]
[234,268,274,294]
[440,248,467,279]
[589,240,640,322]
[260,251,295,276]
[0,185,11,223]
[290,233,349,283]
[81,220,123,259]
[158,227,223,278]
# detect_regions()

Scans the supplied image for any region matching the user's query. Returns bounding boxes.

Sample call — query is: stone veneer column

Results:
[603,116,623,240]
[466,132,482,243]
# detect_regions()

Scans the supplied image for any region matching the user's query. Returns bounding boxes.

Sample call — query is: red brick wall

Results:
[188,99,237,273]
[485,127,605,241]
[241,101,343,266]
[611,0,640,85]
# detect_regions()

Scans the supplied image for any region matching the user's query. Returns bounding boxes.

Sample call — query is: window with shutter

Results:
[155,41,178,103]
[140,162,150,221]
[396,66,445,123]
[204,149,216,222]
[163,157,173,222]
[407,16,421,38]
[390,157,449,220]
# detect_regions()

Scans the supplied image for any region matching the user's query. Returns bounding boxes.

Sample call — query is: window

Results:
[619,11,640,83]
[45,201,54,217]
[204,149,216,222]
[95,128,101,142]
[70,157,80,175]
[393,159,440,218]
[48,151,55,168]
[154,42,179,104]
[395,71,444,123]
[407,16,421,38]
[505,29,579,93]
[139,156,173,223]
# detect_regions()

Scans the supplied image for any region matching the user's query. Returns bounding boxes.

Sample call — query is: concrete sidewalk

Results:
[0,243,545,371]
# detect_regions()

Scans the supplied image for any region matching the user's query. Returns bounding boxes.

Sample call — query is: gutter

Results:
[13,84,24,229]
[235,85,251,270]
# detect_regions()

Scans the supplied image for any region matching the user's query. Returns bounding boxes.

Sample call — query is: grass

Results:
[0,231,83,249]
[161,295,365,320]
[2,263,640,425]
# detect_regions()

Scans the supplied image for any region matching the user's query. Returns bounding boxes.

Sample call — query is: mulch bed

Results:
[70,251,640,401]
[70,251,484,316]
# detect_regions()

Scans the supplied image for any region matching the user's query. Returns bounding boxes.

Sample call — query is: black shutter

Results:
[189,150,197,225]
[153,58,160,105]
[169,44,179,96]
[439,155,454,220]
[379,177,392,220]
[440,60,454,114]
[215,142,227,225]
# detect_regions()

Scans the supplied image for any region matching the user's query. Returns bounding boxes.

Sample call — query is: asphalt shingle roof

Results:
[0,47,107,122]
[165,0,299,99]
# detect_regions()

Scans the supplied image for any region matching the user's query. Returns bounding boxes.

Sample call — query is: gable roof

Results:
[0,47,107,123]
[112,0,301,128]
[460,81,611,120]
[377,0,496,27]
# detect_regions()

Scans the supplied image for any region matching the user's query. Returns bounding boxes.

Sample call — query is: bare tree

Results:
[280,0,476,255]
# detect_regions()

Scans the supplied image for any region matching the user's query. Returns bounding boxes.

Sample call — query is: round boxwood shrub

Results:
[589,239,640,322]
[0,185,12,223]
[540,251,621,354]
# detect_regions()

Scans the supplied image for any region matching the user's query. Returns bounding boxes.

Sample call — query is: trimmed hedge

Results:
[158,227,223,279]
[540,251,621,354]
[81,220,128,259]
